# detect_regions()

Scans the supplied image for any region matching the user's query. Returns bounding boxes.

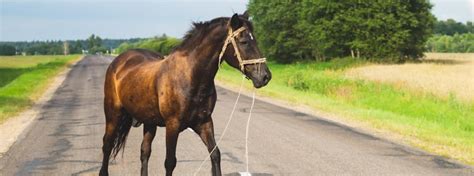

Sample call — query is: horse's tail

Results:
[103,55,133,159]
[110,111,133,159]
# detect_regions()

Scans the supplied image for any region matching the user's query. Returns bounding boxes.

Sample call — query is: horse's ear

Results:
[230,13,242,30]
[241,10,249,20]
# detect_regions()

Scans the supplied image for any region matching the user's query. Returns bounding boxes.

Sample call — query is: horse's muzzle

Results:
[252,70,271,88]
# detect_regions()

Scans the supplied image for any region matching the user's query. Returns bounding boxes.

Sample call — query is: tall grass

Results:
[0,55,80,123]
[346,53,474,102]
[216,57,474,165]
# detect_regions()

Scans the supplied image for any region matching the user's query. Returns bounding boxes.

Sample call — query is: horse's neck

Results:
[180,31,226,85]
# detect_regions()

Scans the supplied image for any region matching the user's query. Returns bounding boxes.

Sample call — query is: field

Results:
[215,54,474,165]
[346,53,474,102]
[0,55,81,123]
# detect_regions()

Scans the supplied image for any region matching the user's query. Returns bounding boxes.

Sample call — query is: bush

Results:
[115,36,181,55]
[287,72,310,91]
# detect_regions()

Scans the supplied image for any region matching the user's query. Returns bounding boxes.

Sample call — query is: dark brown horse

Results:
[99,12,271,176]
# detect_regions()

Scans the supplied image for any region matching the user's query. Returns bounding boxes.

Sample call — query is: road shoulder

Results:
[0,56,83,159]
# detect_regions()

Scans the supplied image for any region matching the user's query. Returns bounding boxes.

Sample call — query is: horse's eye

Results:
[240,41,248,45]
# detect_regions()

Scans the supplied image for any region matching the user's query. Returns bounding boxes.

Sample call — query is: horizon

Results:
[1,0,473,42]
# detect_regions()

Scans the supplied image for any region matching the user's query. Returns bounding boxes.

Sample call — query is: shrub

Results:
[115,36,181,55]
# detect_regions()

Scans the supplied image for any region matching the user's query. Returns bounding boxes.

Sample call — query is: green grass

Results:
[0,55,81,123]
[216,57,474,165]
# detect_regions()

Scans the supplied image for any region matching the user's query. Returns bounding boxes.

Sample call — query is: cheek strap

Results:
[218,27,266,72]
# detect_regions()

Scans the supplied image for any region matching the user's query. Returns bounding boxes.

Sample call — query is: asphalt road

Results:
[0,55,472,176]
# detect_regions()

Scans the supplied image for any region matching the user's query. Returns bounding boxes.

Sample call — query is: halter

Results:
[218,27,266,72]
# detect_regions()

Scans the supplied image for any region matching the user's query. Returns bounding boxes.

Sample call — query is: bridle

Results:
[218,26,266,72]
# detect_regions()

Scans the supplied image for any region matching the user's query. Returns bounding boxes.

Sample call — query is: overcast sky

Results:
[1,0,473,41]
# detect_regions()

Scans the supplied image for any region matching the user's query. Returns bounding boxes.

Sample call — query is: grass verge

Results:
[216,57,474,165]
[0,55,81,123]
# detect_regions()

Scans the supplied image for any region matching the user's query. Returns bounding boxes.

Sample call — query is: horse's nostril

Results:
[263,74,270,83]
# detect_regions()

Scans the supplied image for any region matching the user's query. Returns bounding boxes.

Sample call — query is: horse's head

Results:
[220,11,272,88]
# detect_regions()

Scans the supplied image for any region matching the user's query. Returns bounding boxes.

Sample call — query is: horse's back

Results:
[107,49,164,79]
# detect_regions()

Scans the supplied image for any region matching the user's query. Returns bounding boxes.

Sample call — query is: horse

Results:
[99,11,271,176]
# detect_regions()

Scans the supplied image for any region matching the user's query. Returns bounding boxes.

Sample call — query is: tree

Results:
[434,19,473,35]
[87,34,107,54]
[69,41,84,54]
[248,0,436,62]
[248,1,304,63]
[0,44,16,55]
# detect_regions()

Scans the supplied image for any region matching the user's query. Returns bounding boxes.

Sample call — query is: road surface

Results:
[0,55,472,176]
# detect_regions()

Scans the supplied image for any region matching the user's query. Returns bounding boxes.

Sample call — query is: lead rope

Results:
[193,76,246,176]
[245,90,256,173]
[244,63,260,174]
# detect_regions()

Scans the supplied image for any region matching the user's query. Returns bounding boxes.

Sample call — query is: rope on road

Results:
[193,76,246,176]
[245,90,256,173]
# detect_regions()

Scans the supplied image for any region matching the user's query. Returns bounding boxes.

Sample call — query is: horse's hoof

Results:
[99,169,109,176]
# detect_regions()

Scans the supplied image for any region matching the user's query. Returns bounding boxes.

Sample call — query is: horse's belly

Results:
[118,83,164,125]
[123,98,163,123]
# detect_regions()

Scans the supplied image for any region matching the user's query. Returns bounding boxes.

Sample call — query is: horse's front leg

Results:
[141,124,156,176]
[165,119,180,176]
[193,118,222,176]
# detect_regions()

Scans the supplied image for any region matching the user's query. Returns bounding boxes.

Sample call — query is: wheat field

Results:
[345,53,474,102]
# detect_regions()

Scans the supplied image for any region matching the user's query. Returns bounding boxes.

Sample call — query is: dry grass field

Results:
[345,53,474,102]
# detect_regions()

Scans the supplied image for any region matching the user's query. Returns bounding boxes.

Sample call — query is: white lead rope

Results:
[245,90,256,173]
[193,77,258,175]
[193,76,246,176]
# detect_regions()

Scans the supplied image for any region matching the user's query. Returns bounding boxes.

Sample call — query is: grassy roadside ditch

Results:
[0,55,82,123]
[215,57,474,165]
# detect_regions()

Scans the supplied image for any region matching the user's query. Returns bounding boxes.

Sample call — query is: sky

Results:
[0,0,473,41]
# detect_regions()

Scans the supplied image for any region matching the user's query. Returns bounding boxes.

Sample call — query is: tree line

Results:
[434,19,473,35]
[427,19,474,53]
[426,33,474,53]
[0,34,143,56]
[0,41,68,56]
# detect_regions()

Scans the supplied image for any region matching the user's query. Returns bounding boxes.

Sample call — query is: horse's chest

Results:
[189,90,215,118]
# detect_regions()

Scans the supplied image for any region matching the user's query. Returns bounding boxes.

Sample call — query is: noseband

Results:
[218,27,266,72]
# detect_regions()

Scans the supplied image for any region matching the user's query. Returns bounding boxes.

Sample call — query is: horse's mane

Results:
[173,17,229,52]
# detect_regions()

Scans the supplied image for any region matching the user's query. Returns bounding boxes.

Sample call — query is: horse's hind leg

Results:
[140,124,157,176]
[99,106,121,176]
[192,118,221,176]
